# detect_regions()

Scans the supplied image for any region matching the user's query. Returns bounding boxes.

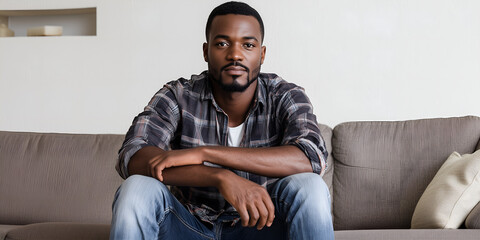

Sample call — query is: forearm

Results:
[202,145,313,178]
[128,145,313,181]
[127,146,163,177]
[162,165,232,187]
[127,145,232,187]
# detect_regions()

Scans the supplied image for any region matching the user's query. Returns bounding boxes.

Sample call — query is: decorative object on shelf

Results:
[27,25,63,36]
[0,23,14,37]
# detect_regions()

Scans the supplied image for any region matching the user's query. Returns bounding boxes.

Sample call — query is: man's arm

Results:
[140,145,312,181]
[128,146,276,230]
[128,145,311,181]
[205,145,312,175]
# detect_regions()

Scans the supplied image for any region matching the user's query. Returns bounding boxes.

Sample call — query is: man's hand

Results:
[217,171,275,230]
[147,148,204,181]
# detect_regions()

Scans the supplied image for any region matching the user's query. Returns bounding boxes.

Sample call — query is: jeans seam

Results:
[214,222,223,240]
[275,197,291,240]
[159,208,214,240]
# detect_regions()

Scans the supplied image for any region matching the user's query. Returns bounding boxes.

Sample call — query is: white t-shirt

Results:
[204,122,245,168]
[228,123,245,147]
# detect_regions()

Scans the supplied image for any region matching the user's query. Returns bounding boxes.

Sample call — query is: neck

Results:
[211,79,257,127]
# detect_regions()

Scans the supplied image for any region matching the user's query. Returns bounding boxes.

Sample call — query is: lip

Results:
[223,66,247,75]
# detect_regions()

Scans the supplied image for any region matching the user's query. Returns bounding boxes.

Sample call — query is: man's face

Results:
[204,14,266,92]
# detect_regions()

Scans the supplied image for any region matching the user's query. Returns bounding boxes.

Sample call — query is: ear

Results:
[260,45,266,65]
[203,42,208,62]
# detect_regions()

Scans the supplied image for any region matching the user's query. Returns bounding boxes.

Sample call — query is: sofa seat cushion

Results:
[412,150,480,228]
[335,229,480,240]
[5,222,109,240]
[0,225,21,240]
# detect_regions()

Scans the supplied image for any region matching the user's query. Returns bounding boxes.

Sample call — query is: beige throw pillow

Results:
[411,149,480,229]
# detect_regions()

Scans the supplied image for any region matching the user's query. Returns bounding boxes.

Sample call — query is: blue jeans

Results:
[110,173,333,240]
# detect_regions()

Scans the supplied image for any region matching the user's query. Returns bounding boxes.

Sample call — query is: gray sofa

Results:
[1,116,479,239]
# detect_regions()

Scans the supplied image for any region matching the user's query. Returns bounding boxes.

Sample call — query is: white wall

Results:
[0,0,479,134]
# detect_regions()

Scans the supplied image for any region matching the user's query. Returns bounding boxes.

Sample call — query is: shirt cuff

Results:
[290,138,327,176]
[116,141,149,179]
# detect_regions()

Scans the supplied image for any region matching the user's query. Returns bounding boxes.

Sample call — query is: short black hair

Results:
[205,1,264,42]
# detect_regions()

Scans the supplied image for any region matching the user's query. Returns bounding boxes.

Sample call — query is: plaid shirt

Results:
[116,71,327,225]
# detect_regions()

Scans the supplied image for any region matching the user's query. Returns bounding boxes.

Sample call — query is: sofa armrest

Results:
[466,202,480,229]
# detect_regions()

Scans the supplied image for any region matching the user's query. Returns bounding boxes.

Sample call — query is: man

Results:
[110,2,334,239]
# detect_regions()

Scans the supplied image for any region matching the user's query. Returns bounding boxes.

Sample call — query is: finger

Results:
[255,201,269,230]
[149,159,159,179]
[237,205,250,227]
[247,204,260,227]
[264,197,275,227]
[154,164,165,182]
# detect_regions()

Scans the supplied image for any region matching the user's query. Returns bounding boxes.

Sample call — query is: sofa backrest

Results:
[0,131,124,225]
[331,116,480,230]
[319,123,334,196]
[0,127,334,226]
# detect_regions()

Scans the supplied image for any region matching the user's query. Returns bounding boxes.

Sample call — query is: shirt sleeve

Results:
[116,87,180,179]
[276,85,328,176]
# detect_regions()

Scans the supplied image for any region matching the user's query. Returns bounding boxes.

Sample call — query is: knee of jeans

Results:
[115,175,170,211]
[283,173,330,201]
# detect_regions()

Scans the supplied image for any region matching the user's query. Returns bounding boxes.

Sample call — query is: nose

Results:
[227,43,244,62]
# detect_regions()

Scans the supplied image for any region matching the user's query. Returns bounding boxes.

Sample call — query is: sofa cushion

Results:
[466,202,480,229]
[411,150,480,228]
[334,229,480,240]
[5,222,109,240]
[0,225,21,240]
[0,131,124,225]
[332,116,480,230]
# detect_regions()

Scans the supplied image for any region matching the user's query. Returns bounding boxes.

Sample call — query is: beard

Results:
[209,62,261,93]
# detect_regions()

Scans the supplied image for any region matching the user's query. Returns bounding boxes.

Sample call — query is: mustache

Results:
[220,62,250,72]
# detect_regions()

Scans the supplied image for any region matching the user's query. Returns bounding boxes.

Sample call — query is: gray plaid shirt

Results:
[116,71,327,225]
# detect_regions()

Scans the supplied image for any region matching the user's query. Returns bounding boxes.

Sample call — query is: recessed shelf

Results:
[0,8,95,16]
[0,7,96,37]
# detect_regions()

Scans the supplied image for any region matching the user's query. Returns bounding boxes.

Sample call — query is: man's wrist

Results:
[197,146,208,163]
[212,167,234,189]
[198,146,213,164]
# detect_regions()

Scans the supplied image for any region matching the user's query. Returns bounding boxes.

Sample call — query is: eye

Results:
[244,43,255,49]
[215,42,229,48]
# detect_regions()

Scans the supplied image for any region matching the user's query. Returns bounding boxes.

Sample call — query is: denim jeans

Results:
[110,173,333,240]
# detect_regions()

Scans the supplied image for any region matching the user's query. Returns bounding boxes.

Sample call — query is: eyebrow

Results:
[213,34,259,42]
